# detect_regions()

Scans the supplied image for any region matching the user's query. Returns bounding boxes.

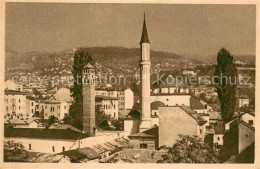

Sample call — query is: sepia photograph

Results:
[0,0,259,167]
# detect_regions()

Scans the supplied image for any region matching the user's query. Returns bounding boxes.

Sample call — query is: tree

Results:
[95,105,110,128]
[67,51,94,130]
[47,115,58,127]
[214,48,237,124]
[157,135,219,163]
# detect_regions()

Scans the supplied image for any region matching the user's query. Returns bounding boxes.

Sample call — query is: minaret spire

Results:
[139,13,151,132]
[140,13,150,44]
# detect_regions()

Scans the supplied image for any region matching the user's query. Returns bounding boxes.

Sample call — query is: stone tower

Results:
[139,14,152,132]
[82,63,96,136]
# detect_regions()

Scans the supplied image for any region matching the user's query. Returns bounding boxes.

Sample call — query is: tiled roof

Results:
[4,127,88,140]
[214,122,225,134]
[209,112,222,120]
[179,106,207,124]
[129,126,158,138]
[59,147,101,162]
[49,124,82,133]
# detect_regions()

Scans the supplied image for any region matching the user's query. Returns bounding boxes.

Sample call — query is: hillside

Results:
[5,47,255,71]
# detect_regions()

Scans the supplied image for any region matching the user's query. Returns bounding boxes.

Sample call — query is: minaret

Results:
[82,63,96,136]
[139,14,152,132]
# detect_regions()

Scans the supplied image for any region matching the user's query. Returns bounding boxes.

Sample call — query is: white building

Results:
[54,88,73,102]
[38,101,72,120]
[183,70,197,76]
[150,93,191,107]
[95,88,134,110]
[238,97,250,108]
[96,96,119,119]
[4,90,28,120]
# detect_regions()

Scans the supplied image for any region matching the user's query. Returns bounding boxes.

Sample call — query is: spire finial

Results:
[140,13,150,44]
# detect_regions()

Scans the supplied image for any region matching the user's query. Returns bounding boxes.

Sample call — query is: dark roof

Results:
[241,112,255,117]
[84,63,94,69]
[26,95,35,100]
[140,13,150,44]
[214,122,225,134]
[190,97,205,110]
[128,126,158,138]
[179,106,207,125]
[4,127,88,140]
[209,111,222,120]
[96,95,118,101]
[59,147,100,162]
[151,101,165,110]
[239,120,255,131]
[5,90,27,95]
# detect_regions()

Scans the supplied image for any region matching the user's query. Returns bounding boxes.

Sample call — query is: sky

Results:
[5,3,256,56]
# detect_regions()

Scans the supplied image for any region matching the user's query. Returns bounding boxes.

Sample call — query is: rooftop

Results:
[5,90,28,95]
[190,97,206,110]
[4,127,88,140]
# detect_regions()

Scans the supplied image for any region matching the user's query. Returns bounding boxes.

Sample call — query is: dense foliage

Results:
[158,135,219,163]
[66,51,93,130]
[214,48,237,123]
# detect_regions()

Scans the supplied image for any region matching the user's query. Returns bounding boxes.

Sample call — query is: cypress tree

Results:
[214,48,237,124]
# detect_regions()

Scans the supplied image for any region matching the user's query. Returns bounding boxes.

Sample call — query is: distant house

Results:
[4,90,28,120]
[128,126,158,150]
[54,88,73,102]
[213,122,225,146]
[5,118,39,129]
[158,106,207,147]
[237,97,250,108]
[5,79,23,91]
[234,59,246,66]
[183,70,197,76]
[209,111,222,125]
[38,100,72,120]
[96,96,119,119]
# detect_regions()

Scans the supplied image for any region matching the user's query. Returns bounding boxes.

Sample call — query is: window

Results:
[154,112,157,116]
[64,106,66,109]
[166,99,169,101]
[62,146,65,152]
[45,113,48,117]
[32,109,34,113]
[217,137,220,141]
[57,105,60,109]
[200,129,202,134]
[19,99,20,103]
[29,144,31,150]
[249,120,253,126]
[19,106,21,110]
[52,146,55,152]
[114,112,116,118]
[140,143,148,149]
[57,113,60,117]
[31,102,34,106]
